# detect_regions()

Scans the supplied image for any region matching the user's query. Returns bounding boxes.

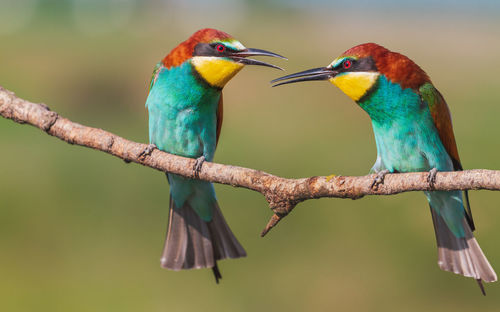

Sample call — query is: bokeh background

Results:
[1,0,500,311]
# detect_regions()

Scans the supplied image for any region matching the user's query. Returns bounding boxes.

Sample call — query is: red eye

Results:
[216,44,226,53]
[343,59,352,69]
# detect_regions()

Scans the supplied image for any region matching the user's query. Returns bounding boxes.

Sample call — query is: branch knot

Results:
[40,110,59,132]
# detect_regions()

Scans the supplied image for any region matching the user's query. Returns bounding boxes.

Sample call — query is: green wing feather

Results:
[149,62,163,91]
[419,82,474,230]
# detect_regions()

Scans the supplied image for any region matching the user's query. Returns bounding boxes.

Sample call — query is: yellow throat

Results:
[329,72,379,101]
[191,56,244,88]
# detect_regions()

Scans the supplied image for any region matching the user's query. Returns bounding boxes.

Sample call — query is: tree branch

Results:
[1,86,500,236]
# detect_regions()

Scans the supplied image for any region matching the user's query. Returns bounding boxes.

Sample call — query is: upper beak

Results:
[271,67,337,87]
[231,48,287,70]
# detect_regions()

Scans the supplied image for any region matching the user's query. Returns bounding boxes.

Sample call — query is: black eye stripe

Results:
[210,42,237,52]
[333,58,355,70]
[335,57,377,73]
[193,42,237,57]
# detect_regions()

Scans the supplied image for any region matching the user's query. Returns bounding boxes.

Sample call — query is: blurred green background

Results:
[1,0,500,311]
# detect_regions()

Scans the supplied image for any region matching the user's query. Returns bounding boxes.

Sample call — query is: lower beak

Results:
[271,67,337,87]
[231,48,287,70]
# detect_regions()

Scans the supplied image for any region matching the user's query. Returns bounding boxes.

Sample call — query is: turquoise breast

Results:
[146,62,220,161]
[358,76,453,173]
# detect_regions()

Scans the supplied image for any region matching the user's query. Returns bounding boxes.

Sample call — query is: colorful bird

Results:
[272,43,496,293]
[146,28,285,282]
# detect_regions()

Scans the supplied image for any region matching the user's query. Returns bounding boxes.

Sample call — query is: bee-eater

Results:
[272,43,496,292]
[146,28,284,282]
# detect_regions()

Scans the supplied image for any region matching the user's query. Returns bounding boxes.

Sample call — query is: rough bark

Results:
[1,86,499,236]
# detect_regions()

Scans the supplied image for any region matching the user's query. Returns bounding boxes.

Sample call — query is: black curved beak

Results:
[231,48,287,70]
[271,67,337,87]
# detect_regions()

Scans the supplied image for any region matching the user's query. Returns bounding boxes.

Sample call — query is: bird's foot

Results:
[427,168,438,189]
[371,169,390,190]
[192,156,206,179]
[138,143,157,160]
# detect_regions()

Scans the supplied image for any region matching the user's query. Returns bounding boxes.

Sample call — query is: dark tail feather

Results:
[476,279,486,296]
[208,201,247,260]
[430,206,497,290]
[212,262,222,284]
[160,197,246,277]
